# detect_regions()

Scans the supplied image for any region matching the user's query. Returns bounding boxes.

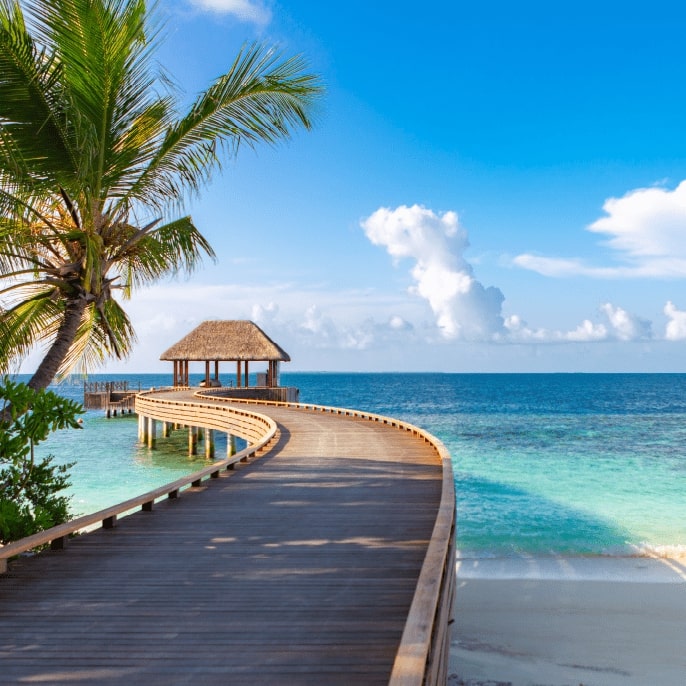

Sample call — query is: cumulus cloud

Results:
[505,303,652,343]
[251,301,279,324]
[565,319,610,342]
[361,204,505,340]
[599,303,652,341]
[664,301,686,340]
[295,306,415,351]
[515,180,686,278]
[188,0,271,25]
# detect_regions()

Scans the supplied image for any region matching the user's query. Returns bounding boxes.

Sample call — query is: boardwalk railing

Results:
[389,435,456,686]
[0,394,277,574]
[83,380,135,393]
[135,388,277,443]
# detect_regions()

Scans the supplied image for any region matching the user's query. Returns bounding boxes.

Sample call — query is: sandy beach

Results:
[448,556,686,686]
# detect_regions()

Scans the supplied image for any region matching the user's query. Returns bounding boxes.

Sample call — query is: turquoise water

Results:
[28,372,686,558]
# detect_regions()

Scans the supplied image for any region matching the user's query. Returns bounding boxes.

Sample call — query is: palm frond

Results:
[0,290,62,372]
[125,43,323,210]
[21,0,165,208]
[0,1,78,188]
[59,297,135,376]
[110,215,214,293]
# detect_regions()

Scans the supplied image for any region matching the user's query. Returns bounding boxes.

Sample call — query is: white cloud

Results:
[361,204,505,340]
[514,180,686,279]
[299,305,340,343]
[188,0,271,25]
[389,315,412,331]
[503,314,550,341]
[590,182,686,257]
[505,303,651,343]
[296,306,415,351]
[512,254,651,278]
[565,319,609,342]
[664,301,686,340]
[599,303,651,341]
[251,301,279,324]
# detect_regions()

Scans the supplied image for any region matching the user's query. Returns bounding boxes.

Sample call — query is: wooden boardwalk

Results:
[0,397,449,685]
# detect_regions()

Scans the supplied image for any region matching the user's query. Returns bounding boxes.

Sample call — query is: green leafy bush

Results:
[0,378,83,543]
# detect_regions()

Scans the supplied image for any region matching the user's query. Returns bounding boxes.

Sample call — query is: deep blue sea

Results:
[26,372,686,559]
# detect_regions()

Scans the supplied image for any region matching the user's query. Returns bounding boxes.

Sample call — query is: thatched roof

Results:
[160,321,290,362]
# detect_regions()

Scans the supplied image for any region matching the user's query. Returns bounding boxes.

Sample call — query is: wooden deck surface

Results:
[0,399,443,685]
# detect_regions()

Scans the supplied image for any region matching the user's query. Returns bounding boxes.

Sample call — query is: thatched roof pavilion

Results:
[160,320,290,388]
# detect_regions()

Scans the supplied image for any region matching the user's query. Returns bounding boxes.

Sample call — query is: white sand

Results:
[448,556,686,686]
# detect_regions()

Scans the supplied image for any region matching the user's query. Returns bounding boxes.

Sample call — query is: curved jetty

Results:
[0,389,455,685]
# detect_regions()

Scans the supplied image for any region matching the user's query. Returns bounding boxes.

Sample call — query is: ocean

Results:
[26,372,686,559]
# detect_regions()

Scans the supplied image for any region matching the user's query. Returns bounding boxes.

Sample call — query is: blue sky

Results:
[38,0,686,373]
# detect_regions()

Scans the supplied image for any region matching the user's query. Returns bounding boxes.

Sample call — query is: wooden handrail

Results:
[388,438,456,685]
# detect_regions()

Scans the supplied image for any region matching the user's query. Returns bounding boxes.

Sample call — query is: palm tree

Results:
[0,0,322,390]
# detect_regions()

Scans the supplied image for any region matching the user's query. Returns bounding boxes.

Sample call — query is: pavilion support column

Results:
[214,360,219,384]
[147,417,157,449]
[185,360,190,386]
[204,360,210,387]
[188,426,198,456]
[205,429,215,458]
[236,361,242,388]
[245,361,249,387]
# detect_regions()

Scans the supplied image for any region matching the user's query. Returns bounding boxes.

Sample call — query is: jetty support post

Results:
[138,413,147,443]
[162,421,170,438]
[147,417,156,449]
[227,434,236,457]
[205,429,215,459]
[188,426,198,456]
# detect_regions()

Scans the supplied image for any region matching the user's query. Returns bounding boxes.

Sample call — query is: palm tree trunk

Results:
[27,297,88,391]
